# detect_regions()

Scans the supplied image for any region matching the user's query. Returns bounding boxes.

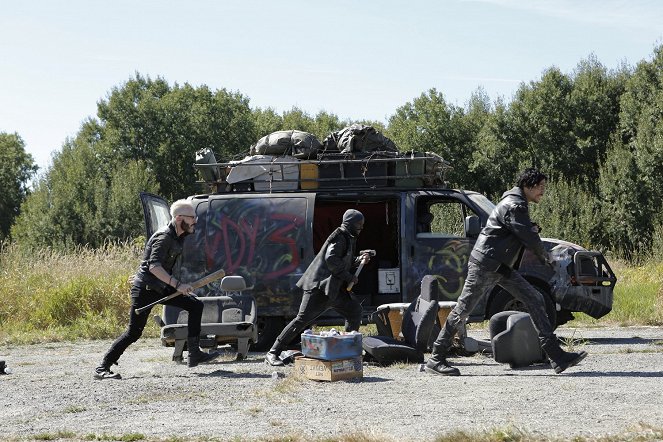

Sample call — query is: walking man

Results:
[94,199,219,379]
[426,168,587,376]
[265,209,370,366]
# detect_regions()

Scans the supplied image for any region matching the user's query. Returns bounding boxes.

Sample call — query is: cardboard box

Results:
[294,356,363,381]
[378,268,400,294]
[300,333,362,360]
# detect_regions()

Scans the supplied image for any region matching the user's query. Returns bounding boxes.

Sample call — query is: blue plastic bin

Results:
[300,333,363,360]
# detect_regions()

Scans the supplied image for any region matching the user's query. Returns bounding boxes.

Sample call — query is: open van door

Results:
[139,192,171,237]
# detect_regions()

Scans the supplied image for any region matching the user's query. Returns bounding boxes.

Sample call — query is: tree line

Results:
[2,45,663,261]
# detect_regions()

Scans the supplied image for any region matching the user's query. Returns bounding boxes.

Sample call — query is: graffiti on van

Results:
[411,239,471,301]
[205,198,307,281]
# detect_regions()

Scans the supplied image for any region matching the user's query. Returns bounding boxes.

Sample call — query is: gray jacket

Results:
[471,186,547,271]
[296,226,361,298]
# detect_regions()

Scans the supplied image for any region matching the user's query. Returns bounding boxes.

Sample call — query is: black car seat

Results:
[363,276,441,365]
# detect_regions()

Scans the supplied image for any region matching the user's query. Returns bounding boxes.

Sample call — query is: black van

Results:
[140,153,616,350]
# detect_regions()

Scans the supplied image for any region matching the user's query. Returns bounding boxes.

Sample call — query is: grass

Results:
[13,424,663,441]
[0,241,157,345]
[571,260,663,326]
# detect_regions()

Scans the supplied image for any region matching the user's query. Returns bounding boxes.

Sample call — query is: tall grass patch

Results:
[0,241,150,344]
[573,260,663,326]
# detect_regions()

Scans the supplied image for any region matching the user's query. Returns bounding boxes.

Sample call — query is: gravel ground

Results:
[1,326,662,441]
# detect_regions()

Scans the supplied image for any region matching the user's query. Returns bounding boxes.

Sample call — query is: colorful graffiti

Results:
[205,198,306,281]
[409,238,471,301]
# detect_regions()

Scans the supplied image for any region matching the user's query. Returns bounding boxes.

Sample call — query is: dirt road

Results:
[1,326,662,441]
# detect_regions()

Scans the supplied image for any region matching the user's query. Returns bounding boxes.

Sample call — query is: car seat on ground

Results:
[490,310,546,368]
[363,276,442,365]
[155,275,258,362]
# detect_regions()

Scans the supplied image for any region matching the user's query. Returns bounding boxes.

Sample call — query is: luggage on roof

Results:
[250,130,321,159]
[322,124,398,154]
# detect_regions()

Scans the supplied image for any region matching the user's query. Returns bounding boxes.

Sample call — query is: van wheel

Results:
[252,316,286,351]
[487,285,557,330]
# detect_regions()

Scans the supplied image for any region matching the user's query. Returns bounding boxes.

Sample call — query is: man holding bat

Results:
[94,199,219,379]
[265,209,371,366]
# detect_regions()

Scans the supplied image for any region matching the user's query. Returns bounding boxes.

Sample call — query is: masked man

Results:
[265,209,370,366]
[94,199,219,379]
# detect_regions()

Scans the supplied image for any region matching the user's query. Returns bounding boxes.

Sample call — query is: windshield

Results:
[467,193,495,215]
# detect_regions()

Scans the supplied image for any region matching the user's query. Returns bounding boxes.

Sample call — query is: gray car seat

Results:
[490,310,546,368]
[156,275,258,362]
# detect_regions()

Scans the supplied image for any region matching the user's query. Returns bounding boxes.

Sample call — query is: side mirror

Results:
[465,215,481,238]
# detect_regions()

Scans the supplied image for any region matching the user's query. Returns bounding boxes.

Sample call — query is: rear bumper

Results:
[556,251,617,319]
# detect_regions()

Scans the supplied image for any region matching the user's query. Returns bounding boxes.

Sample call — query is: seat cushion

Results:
[491,312,546,367]
[362,336,423,365]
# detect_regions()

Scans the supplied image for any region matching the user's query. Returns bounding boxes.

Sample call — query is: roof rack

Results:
[194,151,451,193]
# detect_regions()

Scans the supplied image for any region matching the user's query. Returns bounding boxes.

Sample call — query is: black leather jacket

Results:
[296,226,361,298]
[132,221,184,295]
[471,186,547,271]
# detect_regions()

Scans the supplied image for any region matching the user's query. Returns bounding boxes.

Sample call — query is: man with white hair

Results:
[94,199,219,379]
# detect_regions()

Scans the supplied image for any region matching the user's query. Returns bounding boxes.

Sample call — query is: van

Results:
[140,153,616,350]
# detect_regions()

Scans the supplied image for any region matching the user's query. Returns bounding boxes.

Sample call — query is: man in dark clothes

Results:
[265,209,370,366]
[426,168,587,376]
[94,199,219,380]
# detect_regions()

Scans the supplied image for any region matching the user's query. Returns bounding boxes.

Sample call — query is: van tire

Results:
[487,284,557,330]
[252,316,286,351]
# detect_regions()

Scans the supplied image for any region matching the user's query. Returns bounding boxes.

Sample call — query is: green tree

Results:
[252,107,284,141]
[469,98,521,198]
[97,73,256,199]
[568,55,626,189]
[618,45,663,226]
[595,141,652,259]
[530,179,598,249]
[0,133,38,240]
[386,88,477,188]
[12,125,161,248]
[506,67,576,179]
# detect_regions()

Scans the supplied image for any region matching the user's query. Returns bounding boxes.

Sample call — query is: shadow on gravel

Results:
[354,376,390,383]
[563,370,663,378]
[198,369,273,378]
[586,337,662,345]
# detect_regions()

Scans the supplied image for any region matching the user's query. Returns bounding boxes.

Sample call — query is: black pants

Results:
[100,284,203,368]
[270,288,363,352]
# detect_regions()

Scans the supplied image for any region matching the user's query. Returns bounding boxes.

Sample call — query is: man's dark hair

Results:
[515,168,547,188]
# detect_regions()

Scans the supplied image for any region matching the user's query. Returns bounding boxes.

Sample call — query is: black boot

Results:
[265,348,284,366]
[93,363,121,380]
[425,343,460,376]
[541,337,588,374]
[187,337,221,368]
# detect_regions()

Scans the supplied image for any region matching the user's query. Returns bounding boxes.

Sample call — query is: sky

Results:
[1,0,662,173]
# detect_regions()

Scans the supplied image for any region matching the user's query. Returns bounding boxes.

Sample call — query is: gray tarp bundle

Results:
[323,124,398,154]
[250,130,321,159]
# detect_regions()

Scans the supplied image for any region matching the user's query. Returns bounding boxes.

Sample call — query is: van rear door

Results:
[139,192,171,237]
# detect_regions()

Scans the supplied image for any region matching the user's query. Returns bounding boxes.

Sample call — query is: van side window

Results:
[417,200,470,238]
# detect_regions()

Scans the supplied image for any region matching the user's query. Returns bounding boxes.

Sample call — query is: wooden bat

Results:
[346,250,376,291]
[135,268,226,314]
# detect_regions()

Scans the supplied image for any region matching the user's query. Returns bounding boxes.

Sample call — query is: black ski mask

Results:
[341,209,364,237]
